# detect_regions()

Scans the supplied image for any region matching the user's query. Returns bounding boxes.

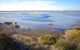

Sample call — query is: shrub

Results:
[65,29,80,44]
[38,34,59,45]
[55,38,78,50]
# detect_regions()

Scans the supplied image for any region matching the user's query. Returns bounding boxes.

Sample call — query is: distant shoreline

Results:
[0,10,80,12]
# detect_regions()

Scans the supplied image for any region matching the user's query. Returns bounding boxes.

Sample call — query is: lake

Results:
[0,11,80,29]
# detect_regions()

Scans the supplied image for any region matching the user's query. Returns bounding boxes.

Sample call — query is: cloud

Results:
[0,0,64,11]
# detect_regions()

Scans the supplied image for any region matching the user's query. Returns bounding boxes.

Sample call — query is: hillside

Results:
[0,22,64,50]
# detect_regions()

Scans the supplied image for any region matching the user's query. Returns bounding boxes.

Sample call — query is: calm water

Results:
[0,11,80,29]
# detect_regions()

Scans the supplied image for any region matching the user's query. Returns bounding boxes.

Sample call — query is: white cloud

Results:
[0,1,64,11]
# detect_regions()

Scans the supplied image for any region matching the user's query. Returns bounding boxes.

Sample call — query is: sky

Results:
[0,0,80,10]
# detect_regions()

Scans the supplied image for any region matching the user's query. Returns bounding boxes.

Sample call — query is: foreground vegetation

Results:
[0,28,80,50]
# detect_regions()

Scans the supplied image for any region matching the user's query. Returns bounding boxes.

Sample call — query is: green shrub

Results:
[38,34,59,45]
[55,38,78,50]
[65,29,80,44]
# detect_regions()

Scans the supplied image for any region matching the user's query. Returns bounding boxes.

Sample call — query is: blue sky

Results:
[0,0,80,10]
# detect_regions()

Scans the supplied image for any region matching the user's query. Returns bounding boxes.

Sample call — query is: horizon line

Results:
[0,10,80,12]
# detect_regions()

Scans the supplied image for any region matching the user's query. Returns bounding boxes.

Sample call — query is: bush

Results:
[65,29,80,44]
[38,34,59,45]
[55,38,78,50]
[63,43,77,50]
